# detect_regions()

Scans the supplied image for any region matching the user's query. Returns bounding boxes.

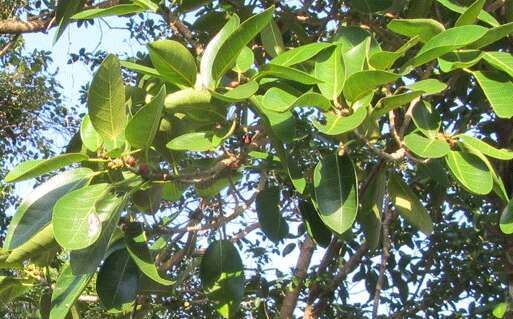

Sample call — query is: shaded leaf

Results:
[299,200,332,248]
[255,187,289,242]
[500,200,513,234]
[255,64,323,85]
[50,264,93,319]
[343,70,400,102]
[457,134,513,160]
[148,40,197,87]
[412,100,441,138]
[261,20,285,57]
[359,169,386,250]
[445,150,493,195]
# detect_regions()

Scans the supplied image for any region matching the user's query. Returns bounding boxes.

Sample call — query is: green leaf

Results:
[233,46,254,73]
[125,223,174,285]
[125,85,166,149]
[343,38,369,77]
[49,264,93,319]
[457,134,513,160]
[405,79,448,94]
[6,224,57,264]
[148,40,197,87]
[408,25,488,67]
[369,36,420,70]
[52,184,111,251]
[412,100,441,138]
[387,19,445,42]
[255,64,323,85]
[97,249,139,312]
[436,0,499,27]
[472,70,513,119]
[349,0,393,12]
[4,168,94,250]
[438,50,482,72]
[80,114,103,152]
[467,22,513,49]
[211,81,259,102]
[0,276,34,304]
[315,45,345,100]
[164,88,216,111]
[69,194,126,275]
[334,26,378,54]
[404,133,450,158]
[212,7,274,84]
[269,42,333,67]
[388,173,433,235]
[445,150,493,194]
[500,200,513,234]
[262,87,332,112]
[133,0,158,11]
[299,200,332,248]
[455,0,485,27]
[261,20,285,57]
[483,51,513,78]
[200,15,240,89]
[4,153,88,183]
[313,107,368,135]
[166,132,217,152]
[88,54,126,143]
[132,184,163,214]
[343,70,400,102]
[373,92,425,118]
[359,170,386,250]
[71,4,145,19]
[255,187,289,242]
[313,154,358,235]
[54,0,85,43]
[257,103,296,144]
[493,302,508,318]
[200,240,244,319]
[120,60,162,78]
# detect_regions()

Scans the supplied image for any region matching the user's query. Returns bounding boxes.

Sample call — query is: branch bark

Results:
[279,237,315,319]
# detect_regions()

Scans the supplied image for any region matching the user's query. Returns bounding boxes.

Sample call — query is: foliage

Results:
[2,0,513,318]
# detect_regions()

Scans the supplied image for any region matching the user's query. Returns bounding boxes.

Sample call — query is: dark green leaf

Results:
[299,200,332,248]
[54,0,85,43]
[313,154,358,235]
[50,264,93,319]
[438,50,482,72]
[412,100,441,138]
[343,70,400,102]
[359,169,386,250]
[255,187,289,242]
[349,0,393,13]
[500,200,513,234]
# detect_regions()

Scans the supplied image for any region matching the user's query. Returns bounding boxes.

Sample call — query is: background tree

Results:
[1,0,513,318]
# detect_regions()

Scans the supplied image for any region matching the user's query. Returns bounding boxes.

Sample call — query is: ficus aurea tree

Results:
[2,0,513,318]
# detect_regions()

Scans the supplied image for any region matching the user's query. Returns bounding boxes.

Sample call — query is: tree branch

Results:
[279,237,315,319]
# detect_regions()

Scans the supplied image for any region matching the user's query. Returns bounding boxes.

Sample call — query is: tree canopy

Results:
[1,0,513,318]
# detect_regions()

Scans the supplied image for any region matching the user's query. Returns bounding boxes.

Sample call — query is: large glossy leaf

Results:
[315,45,345,100]
[359,170,386,250]
[262,87,332,112]
[212,7,274,84]
[436,0,499,27]
[148,40,197,87]
[166,132,217,152]
[467,22,513,49]
[261,20,285,57]
[500,200,513,234]
[71,4,145,19]
[472,70,513,119]
[88,54,126,143]
[199,240,244,318]
[125,223,174,285]
[200,15,240,89]
[80,114,103,152]
[211,81,259,102]
[389,173,433,235]
[255,187,289,242]
[369,36,420,70]
[343,38,369,77]
[255,64,323,85]
[97,249,139,312]
[125,85,166,149]
[313,107,368,135]
[403,133,450,158]
[4,153,88,183]
[438,50,482,72]
[313,154,358,235]
[408,25,488,67]
[412,100,441,138]
[457,134,513,160]
[69,194,126,275]
[54,0,85,43]
[445,150,493,195]
[233,46,254,73]
[455,0,485,27]
[50,264,93,319]
[5,224,57,264]
[299,200,332,248]
[343,70,400,102]
[387,19,445,42]
[482,51,513,78]
[269,42,332,66]
[52,184,111,251]
[4,168,94,250]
